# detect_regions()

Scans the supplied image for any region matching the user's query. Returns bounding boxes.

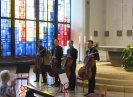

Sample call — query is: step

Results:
[76,81,133,93]
[96,73,133,80]
[96,77,133,86]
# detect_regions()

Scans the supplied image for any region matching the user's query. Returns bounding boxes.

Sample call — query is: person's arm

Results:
[12,86,16,97]
[93,49,100,61]
[39,47,46,58]
[8,79,16,97]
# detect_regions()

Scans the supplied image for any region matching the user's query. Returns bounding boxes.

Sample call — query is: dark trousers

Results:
[88,65,96,93]
[54,62,61,84]
[55,75,60,84]
[36,64,47,82]
[68,67,76,89]
[36,72,47,82]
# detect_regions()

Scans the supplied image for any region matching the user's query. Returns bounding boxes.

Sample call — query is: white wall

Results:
[105,0,133,46]
[71,0,84,62]
[89,0,105,46]
[71,0,106,62]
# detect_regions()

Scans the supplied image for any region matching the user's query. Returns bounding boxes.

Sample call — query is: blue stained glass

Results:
[15,42,26,56]
[50,12,54,21]
[39,22,55,53]
[39,0,47,20]
[26,42,36,55]
[1,19,11,56]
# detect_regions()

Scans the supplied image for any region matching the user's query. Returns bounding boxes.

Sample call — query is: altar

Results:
[97,46,133,67]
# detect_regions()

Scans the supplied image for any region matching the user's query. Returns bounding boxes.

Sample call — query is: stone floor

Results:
[0,62,133,97]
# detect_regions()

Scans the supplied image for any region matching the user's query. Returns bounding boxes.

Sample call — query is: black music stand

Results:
[55,68,68,96]
[40,65,53,91]
[16,64,30,95]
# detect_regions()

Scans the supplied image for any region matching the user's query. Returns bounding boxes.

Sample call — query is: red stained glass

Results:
[58,23,70,46]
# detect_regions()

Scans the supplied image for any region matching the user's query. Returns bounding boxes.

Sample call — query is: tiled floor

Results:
[0,62,133,97]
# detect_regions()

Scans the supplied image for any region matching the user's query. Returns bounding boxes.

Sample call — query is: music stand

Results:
[55,68,68,96]
[40,65,53,91]
[16,64,30,95]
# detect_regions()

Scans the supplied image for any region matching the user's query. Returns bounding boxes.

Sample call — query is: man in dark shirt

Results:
[84,40,100,96]
[66,40,78,91]
[34,40,47,83]
[52,39,63,87]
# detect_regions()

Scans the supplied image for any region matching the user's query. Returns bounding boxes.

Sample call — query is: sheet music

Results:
[59,73,69,84]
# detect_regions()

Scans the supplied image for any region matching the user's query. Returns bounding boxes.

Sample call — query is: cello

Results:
[48,48,58,77]
[33,49,44,74]
[78,44,98,80]
[61,57,73,77]
[61,49,73,77]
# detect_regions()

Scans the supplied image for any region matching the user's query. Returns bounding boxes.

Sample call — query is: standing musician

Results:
[65,40,78,91]
[52,39,63,87]
[84,40,100,96]
[34,40,47,83]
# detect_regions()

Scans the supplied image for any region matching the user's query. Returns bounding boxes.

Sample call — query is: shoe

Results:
[84,93,89,96]
[41,81,47,83]
[65,88,71,90]
[34,80,39,82]
[55,84,60,87]
[52,83,56,86]
[69,89,74,91]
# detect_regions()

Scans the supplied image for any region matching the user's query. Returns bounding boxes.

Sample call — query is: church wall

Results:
[105,0,133,46]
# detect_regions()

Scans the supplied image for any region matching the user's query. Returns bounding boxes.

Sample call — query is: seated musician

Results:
[34,40,47,83]
[0,70,16,97]
[84,40,100,96]
[65,40,78,91]
[52,39,63,87]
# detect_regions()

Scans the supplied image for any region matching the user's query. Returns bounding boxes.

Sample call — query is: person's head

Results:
[38,40,42,47]
[88,40,93,49]
[68,40,73,48]
[0,70,10,82]
[54,39,59,46]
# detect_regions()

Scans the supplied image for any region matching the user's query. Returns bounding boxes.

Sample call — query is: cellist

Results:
[52,39,63,87]
[34,40,47,83]
[84,40,100,96]
[65,40,78,91]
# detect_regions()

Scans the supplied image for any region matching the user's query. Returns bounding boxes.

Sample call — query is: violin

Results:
[33,49,44,74]
[78,44,98,80]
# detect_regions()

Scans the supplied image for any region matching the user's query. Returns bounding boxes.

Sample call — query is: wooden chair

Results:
[87,84,107,97]
[76,77,88,92]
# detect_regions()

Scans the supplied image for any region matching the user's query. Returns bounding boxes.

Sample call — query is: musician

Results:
[66,40,78,91]
[0,70,16,97]
[84,40,100,96]
[34,40,47,83]
[52,39,63,87]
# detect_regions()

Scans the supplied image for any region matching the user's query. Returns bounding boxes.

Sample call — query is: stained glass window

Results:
[15,20,26,56]
[15,0,25,19]
[0,0,71,56]
[39,22,55,53]
[58,0,70,23]
[1,19,11,56]
[58,23,70,47]
[1,0,11,17]
[48,0,55,21]
[26,21,36,55]
[26,0,36,20]
[1,0,11,56]
[39,0,47,21]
